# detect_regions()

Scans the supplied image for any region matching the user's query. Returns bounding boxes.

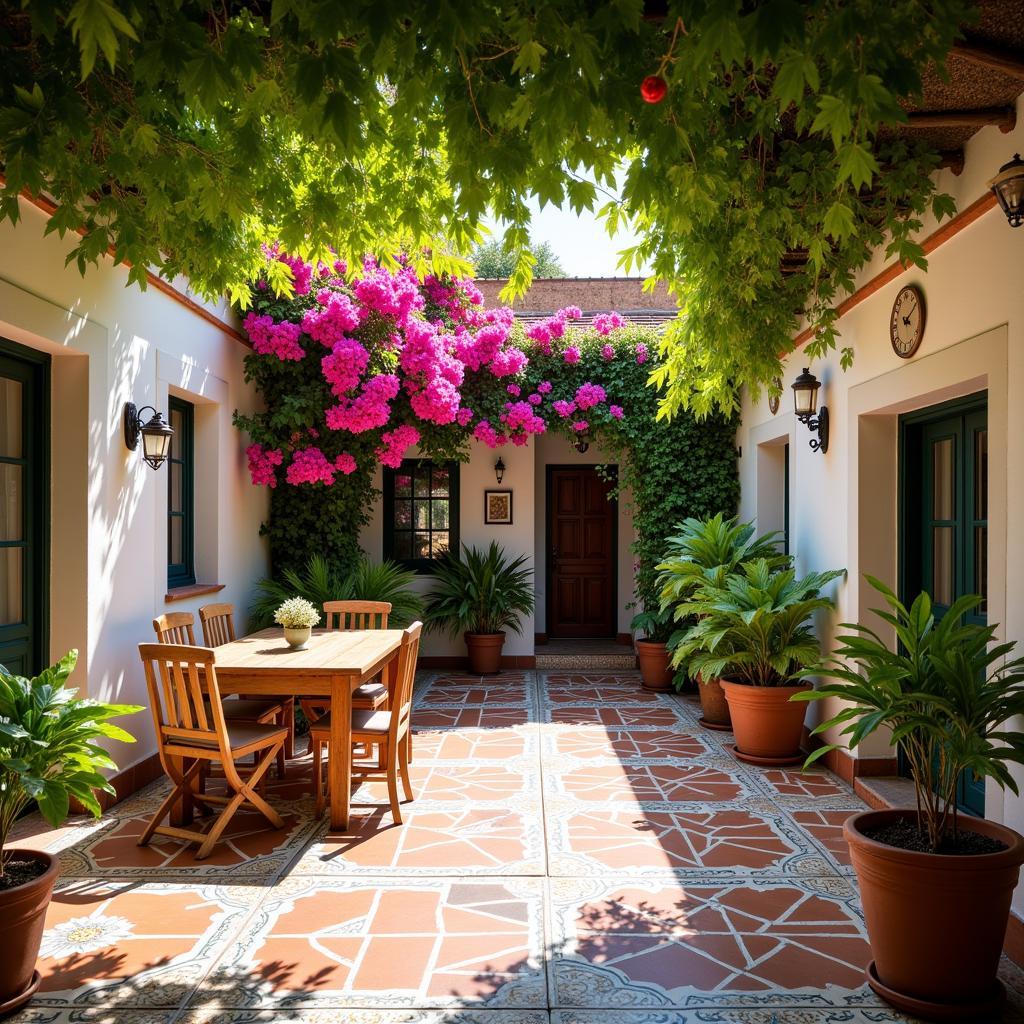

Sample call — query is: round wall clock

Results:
[768,377,782,415]
[890,284,926,359]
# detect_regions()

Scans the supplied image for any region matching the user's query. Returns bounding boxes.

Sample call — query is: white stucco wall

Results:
[736,94,1024,903]
[0,199,269,772]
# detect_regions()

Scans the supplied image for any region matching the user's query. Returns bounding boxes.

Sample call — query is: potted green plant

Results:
[657,514,787,727]
[630,607,676,692]
[675,559,843,763]
[424,541,534,674]
[274,596,320,648]
[795,578,1024,1020]
[0,650,139,1015]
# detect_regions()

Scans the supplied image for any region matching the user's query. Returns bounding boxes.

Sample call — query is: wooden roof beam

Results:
[906,107,1016,133]
[950,40,1024,80]
[939,150,965,175]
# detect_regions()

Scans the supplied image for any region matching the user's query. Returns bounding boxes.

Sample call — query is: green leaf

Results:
[67,0,138,78]
[512,40,547,76]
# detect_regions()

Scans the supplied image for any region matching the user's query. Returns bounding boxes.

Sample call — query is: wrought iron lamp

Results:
[791,368,829,454]
[990,153,1024,228]
[494,457,506,484]
[123,403,175,470]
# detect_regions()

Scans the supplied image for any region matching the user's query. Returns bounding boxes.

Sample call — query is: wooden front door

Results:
[547,466,616,638]
[900,392,987,816]
[0,339,49,676]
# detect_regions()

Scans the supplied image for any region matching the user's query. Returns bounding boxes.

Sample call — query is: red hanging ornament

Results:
[640,74,667,104]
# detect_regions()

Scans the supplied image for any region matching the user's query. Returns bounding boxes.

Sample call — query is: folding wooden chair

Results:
[299,600,393,727]
[137,643,287,860]
[155,610,288,777]
[198,603,292,770]
[310,621,422,823]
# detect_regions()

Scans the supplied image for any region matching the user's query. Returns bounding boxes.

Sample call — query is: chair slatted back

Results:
[323,600,391,632]
[138,643,229,767]
[199,603,237,647]
[153,612,196,645]
[391,622,422,742]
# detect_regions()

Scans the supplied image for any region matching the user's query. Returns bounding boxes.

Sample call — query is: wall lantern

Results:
[572,435,590,455]
[791,368,829,454]
[494,457,506,485]
[990,153,1024,228]
[123,402,175,470]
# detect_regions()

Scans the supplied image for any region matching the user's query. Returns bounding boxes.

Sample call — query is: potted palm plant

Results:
[630,606,676,692]
[657,515,788,728]
[424,541,534,674]
[0,650,139,1015]
[796,578,1024,1020]
[675,559,843,763]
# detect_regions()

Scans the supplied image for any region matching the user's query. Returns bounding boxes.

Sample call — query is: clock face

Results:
[890,285,925,359]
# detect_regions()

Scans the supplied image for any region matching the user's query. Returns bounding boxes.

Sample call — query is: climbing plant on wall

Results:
[234,249,738,598]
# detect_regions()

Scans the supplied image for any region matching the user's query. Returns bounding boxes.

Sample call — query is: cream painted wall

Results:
[736,94,1024,907]
[0,199,269,772]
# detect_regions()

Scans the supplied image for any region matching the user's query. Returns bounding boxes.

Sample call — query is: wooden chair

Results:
[155,610,287,778]
[310,621,422,823]
[299,601,393,727]
[137,643,287,860]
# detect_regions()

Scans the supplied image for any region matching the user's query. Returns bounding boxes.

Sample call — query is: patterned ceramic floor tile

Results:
[548,875,879,1011]
[355,761,540,804]
[545,806,834,879]
[412,726,537,761]
[204,876,547,1009]
[414,707,532,729]
[753,769,850,801]
[546,762,753,805]
[787,809,860,869]
[550,1011,928,1023]
[29,879,262,1009]
[417,682,534,706]
[548,727,711,763]
[544,705,689,728]
[541,677,664,705]
[180,1010,551,1024]
[292,803,544,876]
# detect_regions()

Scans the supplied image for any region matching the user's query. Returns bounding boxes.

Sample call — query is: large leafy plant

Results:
[797,578,1024,851]
[0,650,140,874]
[424,542,534,637]
[674,560,844,686]
[1,1,970,410]
[250,554,424,631]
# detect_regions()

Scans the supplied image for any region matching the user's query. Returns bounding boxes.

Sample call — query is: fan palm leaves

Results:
[424,541,534,637]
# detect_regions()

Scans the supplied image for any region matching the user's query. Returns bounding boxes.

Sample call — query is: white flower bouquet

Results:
[274,597,320,629]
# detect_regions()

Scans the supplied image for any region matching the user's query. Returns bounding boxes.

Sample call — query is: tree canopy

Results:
[471,233,565,279]
[0,0,971,413]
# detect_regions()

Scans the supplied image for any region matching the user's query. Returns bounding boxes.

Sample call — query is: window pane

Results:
[0,464,22,541]
[932,437,954,520]
[413,500,430,530]
[170,460,183,513]
[432,499,449,530]
[431,531,450,557]
[975,429,988,521]
[975,525,988,613]
[431,466,450,497]
[392,531,412,560]
[170,408,183,460]
[393,499,412,528]
[0,378,21,458]
[170,515,183,565]
[932,526,954,606]
[0,547,23,624]
[394,472,413,498]
[412,532,431,559]
[413,471,431,497]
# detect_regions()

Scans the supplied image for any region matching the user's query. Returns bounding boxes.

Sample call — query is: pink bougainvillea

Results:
[537,380,553,394]
[376,424,421,468]
[609,404,625,420]
[572,420,590,432]
[244,313,306,361]
[563,346,581,364]
[635,342,649,365]
[601,343,615,360]
[247,444,284,487]
[321,338,370,397]
[552,399,577,418]
[286,447,339,485]
[594,311,626,335]
[575,382,606,410]
[303,292,361,346]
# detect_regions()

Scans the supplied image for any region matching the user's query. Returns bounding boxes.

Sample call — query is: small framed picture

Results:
[484,489,513,525]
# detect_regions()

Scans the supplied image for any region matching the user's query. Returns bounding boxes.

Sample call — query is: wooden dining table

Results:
[208,626,405,830]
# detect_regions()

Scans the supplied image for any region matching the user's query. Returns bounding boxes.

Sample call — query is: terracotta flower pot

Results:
[719,680,810,765]
[465,631,505,674]
[635,639,673,691]
[0,849,58,1017]
[845,809,1024,1020]
[697,674,732,730]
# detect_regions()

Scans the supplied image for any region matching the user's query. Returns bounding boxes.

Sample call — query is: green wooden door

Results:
[900,394,987,816]
[0,340,49,676]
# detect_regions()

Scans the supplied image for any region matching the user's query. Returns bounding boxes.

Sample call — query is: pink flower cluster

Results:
[609,404,624,420]
[501,400,546,443]
[594,311,626,335]
[354,264,423,324]
[247,444,284,487]
[321,338,370,397]
[303,292,361,346]
[376,425,421,468]
[575,382,606,410]
[552,399,576,418]
[524,306,583,352]
[401,320,464,425]
[473,419,508,449]
[326,374,400,432]
[285,446,355,486]
[601,343,615,360]
[563,346,581,364]
[635,342,649,365]
[243,313,305,361]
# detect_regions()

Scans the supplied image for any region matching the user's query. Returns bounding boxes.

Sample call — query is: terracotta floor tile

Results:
[546,705,686,728]
[418,683,532,705]
[414,707,531,729]
[552,727,710,761]
[789,809,857,867]
[758,769,848,799]
[552,763,747,804]
[179,1012,551,1023]
[206,876,546,1008]
[356,762,537,803]
[412,727,534,761]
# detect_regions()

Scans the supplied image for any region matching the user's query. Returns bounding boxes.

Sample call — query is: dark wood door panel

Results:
[548,466,616,638]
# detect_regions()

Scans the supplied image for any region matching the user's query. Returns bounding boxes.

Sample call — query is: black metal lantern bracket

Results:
[797,405,829,454]
[123,402,174,470]
[494,457,506,484]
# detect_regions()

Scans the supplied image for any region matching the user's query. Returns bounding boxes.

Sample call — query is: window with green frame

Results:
[383,459,459,571]
[167,396,195,588]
